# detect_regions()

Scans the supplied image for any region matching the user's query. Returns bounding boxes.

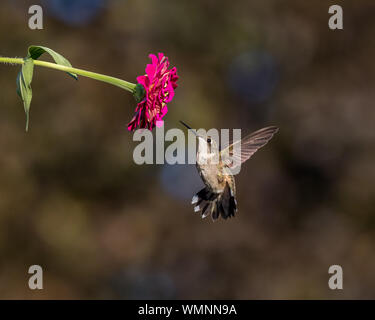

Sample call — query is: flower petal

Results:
[128,53,178,131]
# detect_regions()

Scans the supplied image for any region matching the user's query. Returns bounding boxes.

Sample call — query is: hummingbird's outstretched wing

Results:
[220,126,278,168]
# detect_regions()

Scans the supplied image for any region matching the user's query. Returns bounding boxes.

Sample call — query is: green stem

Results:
[0,57,137,93]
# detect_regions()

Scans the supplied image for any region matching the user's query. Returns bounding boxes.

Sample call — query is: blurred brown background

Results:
[0,0,374,299]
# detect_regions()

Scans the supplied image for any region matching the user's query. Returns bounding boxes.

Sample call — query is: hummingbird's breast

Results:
[196,162,236,195]
[196,147,236,195]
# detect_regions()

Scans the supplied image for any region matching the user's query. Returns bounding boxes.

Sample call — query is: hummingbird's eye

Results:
[207,138,211,143]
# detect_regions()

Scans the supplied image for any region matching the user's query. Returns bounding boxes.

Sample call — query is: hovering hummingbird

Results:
[180,121,278,221]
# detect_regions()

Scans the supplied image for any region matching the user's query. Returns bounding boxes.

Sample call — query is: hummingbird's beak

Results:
[179,120,199,137]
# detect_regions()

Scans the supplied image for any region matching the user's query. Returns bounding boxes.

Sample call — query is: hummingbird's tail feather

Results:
[192,183,237,221]
[192,188,216,204]
[192,187,218,219]
[218,182,237,220]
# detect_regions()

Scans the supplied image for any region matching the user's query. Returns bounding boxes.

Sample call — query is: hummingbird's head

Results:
[179,121,219,163]
[197,135,218,152]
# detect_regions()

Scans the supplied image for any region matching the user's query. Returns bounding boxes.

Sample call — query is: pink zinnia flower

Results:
[127,53,178,131]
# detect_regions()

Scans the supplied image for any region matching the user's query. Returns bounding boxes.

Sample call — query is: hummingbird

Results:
[180,121,278,221]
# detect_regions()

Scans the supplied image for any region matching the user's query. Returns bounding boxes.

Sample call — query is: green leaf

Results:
[28,45,78,80]
[134,83,146,103]
[16,57,34,131]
